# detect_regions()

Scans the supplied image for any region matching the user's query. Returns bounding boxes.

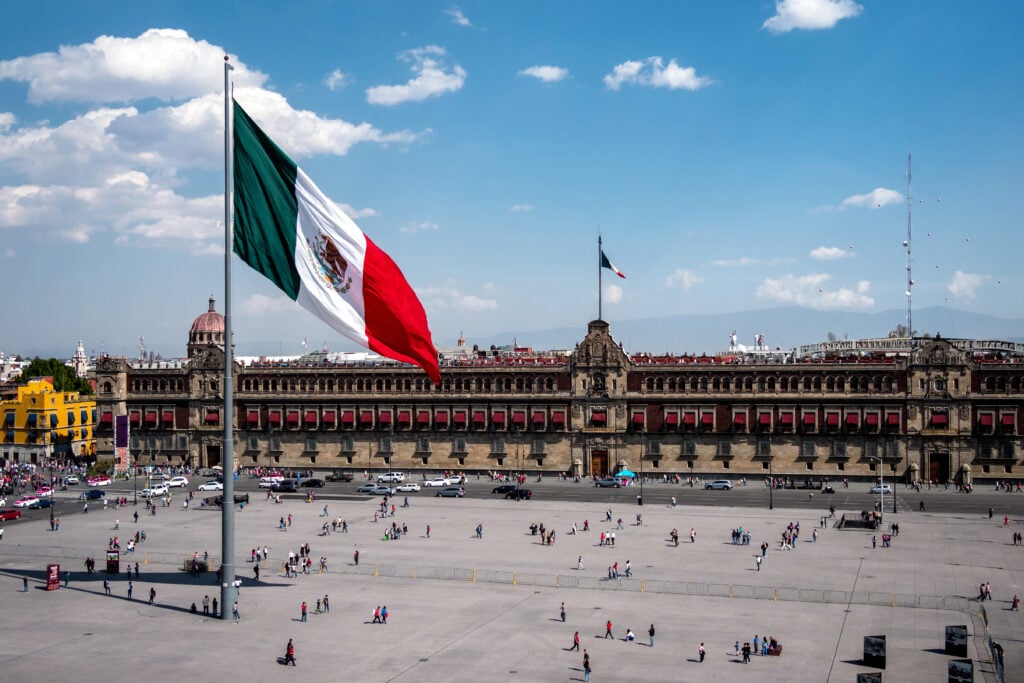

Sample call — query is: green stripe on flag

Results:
[233,100,301,300]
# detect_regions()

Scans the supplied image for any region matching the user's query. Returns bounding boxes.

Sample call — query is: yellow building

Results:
[1,378,96,464]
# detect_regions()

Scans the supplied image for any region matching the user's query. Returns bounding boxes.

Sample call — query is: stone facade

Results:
[92,306,1024,482]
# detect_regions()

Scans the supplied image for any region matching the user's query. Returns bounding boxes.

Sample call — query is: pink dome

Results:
[190,296,224,334]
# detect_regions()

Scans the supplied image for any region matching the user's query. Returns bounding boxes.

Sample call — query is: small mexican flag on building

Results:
[600,249,626,279]
[232,100,440,383]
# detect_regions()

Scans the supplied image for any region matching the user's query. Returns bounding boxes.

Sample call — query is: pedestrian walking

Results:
[605,620,613,639]
[133,511,138,523]
[381,605,388,624]
[699,643,706,662]
[583,653,591,682]
[301,601,308,621]
[353,550,359,566]
[284,638,296,666]
[754,634,760,655]
[690,528,696,543]
[213,597,218,616]
[373,606,381,623]
[560,601,566,622]
[149,587,156,605]
[232,601,240,622]
[23,575,29,592]
[127,581,133,600]
[254,564,260,581]
[649,624,655,647]
[203,595,210,615]
[104,579,111,595]
[571,631,580,651]
[577,556,584,570]
[735,641,740,656]
[756,555,762,571]
[323,594,330,613]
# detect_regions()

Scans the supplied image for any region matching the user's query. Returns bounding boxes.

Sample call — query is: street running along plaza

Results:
[0,483,1019,682]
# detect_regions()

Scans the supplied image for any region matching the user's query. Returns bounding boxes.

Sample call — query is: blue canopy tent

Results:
[617,469,636,478]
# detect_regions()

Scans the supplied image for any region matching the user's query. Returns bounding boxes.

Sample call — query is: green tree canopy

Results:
[18,358,93,395]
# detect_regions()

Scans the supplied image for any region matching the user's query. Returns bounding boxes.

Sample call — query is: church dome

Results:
[190,296,225,335]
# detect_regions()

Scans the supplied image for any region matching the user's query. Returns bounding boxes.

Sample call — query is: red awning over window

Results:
[1001,413,1015,427]
[533,412,546,425]
[665,413,679,426]
[700,413,714,426]
[930,413,949,427]
[511,412,525,425]
[398,410,411,424]
[846,414,859,426]
[551,411,565,425]
[359,411,373,424]
[825,413,839,427]
[865,413,879,427]
[492,411,506,425]
[144,411,157,423]
[322,412,336,424]
[886,412,900,427]
[341,410,354,425]
[733,413,747,425]
[683,412,697,425]
[758,413,771,426]
[269,410,282,424]
[473,411,487,424]
[162,411,174,424]
[246,411,259,424]
[286,411,299,424]
[978,414,993,427]
[205,411,220,424]
[453,411,467,424]
[780,413,793,425]
[435,412,448,425]
[129,411,141,424]
[632,413,645,425]
[592,411,607,425]
[803,413,816,426]
[379,411,392,424]
[100,412,113,424]
[304,411,317,424]
[417,411,431,424]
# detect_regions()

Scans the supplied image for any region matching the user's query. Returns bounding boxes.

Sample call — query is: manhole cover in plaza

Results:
[419,658,428,662]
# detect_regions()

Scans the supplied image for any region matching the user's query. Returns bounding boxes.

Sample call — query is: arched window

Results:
[712,378,720,392]
[656,378,664,391]
[836,377,845,392]
[803,377,812,392]
[826,377,835,392]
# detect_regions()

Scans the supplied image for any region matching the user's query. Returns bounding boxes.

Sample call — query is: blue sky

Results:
[1,1,1021,359]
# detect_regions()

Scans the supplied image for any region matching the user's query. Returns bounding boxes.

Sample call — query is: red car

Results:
[0,509,22,521]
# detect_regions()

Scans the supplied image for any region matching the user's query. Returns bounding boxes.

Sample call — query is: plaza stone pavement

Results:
[0,492,1019,683]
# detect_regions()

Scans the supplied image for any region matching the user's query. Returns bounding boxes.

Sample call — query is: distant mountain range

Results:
[446,306,1024,356]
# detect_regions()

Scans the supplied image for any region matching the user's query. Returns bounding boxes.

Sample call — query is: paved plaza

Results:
[0,487,1018,682]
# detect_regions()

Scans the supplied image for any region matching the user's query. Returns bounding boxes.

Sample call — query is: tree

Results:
[826,332,837,342]
[17,358,93,395]
[887,324,915,338]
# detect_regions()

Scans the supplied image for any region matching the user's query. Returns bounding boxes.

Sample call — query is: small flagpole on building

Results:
[598,234,603,321]
[220,55,237,620]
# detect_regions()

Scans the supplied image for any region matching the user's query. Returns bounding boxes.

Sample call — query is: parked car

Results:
[79,489,106,501]
[325,470,354,482]
[447,474,466,485]
[424,478,449,488]
[396,482,421,492]
[377,472,405,483]
[0,509,22,521]
[34,486,53,497]
[436,486,465,498]
[300,478,325,488]
[356,483,381,493]
[87,476,112,487]
[13,496,39,508]
[65,475,79,485]
[141,483,169,498]
[595,478,621,488]
[258,476,284,488]
[869,484,893,494]
[197,481,224,491]
[271,480,299,493]
[492,484,517,495]
[505,488,532,500]
[29,498,55,509]
[168,476,189,488]
[705,480,734,490]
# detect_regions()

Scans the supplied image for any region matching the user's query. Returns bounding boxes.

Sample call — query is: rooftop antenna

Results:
[138,336,146,361]
[904,153,913,337]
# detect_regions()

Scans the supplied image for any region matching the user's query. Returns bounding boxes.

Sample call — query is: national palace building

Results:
[93,297,1024,484]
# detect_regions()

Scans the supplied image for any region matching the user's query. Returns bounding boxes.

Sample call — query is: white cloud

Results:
[0,28,267,104]
[604,283,624,304]
[603,57,712,91]
[840,187,902,209]
[324,68,349,91]
[809,246,851,260]
[711,257,761,267]
[399,221,439,234]
[366,46,466,106]
[509,204,533,212]
[445,7,472,27]
[947,270,989,300]
[3,248,13,258]
[240,294,297,317]
[338,203,378,220]
[0,112,15,132]
[518,65,569,82]
[665,268,704,291]
[421,282,498,312]
[763,0,863,34]
[757,273,874,309]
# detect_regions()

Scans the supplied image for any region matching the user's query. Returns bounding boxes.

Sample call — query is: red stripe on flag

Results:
[362,237,440,383]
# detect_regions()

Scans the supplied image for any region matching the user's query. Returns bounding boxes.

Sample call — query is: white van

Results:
[258,476,284,488]
[377,472,405,483]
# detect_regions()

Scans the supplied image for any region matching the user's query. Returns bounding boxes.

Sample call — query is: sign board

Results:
[857,674,883,683]
[106,549,120,574]
[945,625,968,657]
[863,635,886,669]
[46,563,60,591]
[948,659,973,683]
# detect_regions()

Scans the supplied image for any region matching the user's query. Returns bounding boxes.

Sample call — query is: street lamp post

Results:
[48,435,56,530]
[872,456,885,524]
[768,434,774,510]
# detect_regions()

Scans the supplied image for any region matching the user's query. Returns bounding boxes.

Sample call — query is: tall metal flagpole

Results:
[221,55,237,620]
[598,234,603,321]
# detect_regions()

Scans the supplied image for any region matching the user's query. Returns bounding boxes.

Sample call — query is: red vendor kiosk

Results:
[46,563,60,591]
